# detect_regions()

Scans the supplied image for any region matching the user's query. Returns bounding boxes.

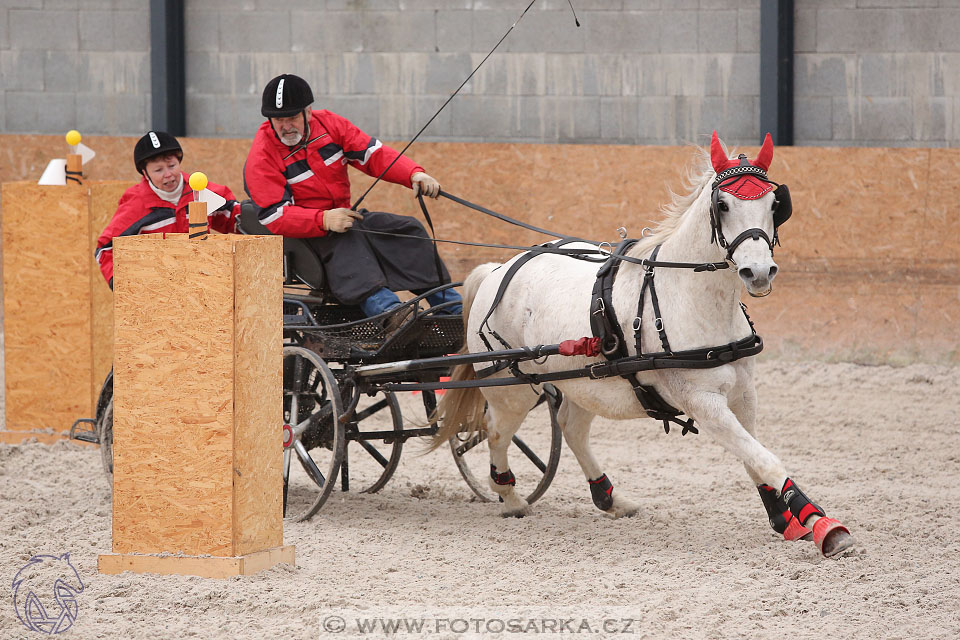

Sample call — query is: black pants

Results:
[305,211,450,305]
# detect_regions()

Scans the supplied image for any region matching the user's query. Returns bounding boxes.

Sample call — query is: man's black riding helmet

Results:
[261,74,314,118]
[134,131,182,173]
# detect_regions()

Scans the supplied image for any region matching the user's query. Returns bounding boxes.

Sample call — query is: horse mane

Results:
[630,139,732,256]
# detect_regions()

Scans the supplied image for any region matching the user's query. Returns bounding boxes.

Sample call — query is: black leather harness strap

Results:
[590,239,636,357]
[590,241,698,436]
[636,245,672,355]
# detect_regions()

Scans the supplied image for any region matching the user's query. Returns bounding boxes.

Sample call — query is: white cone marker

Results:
[38,159,67,185]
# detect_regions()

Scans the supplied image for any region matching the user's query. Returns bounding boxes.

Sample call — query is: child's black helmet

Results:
[133,131,182,173]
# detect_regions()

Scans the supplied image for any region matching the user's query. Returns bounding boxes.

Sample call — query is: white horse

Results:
[434,132,854,558]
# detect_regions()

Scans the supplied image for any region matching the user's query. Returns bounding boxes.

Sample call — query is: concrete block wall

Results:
[1,0,150,136]
[1,1,958,147]
[794,0,960,147]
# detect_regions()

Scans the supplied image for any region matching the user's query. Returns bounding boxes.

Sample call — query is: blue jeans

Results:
[359,287,402,317]
[425,287,462,314]
[360,287,463,317]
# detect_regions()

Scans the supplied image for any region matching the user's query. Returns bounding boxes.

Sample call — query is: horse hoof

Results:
[604,499,640,519]
[813,517,854,558]
[500,498,530,518]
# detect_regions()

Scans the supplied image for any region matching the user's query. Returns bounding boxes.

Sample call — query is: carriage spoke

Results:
[294,440,326,487]
[353,398,389,422]
[511,434,547,473]
[282,448,291,514]
[292,402,332,437]
[356,439,390,468]
[291,354,305,395]
[288,391,300,426]
[454,431,487,456]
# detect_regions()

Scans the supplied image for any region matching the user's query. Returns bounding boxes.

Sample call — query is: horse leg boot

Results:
[779,478,855,557]
[685,389,854,557]
[484,404,530,518]
[757,483,812,541]
[558,399,639,518]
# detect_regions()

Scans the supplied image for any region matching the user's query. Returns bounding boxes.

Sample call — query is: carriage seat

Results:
[238,200,327,291]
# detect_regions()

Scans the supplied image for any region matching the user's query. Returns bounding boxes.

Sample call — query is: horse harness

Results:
[468,157,792,437]
[471,236,763,437]
[589,239,762,436]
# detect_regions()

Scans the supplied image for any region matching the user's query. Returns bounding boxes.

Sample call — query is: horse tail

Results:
[428,262,500,451]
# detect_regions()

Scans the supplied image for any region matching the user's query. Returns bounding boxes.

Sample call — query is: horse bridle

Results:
[709,155,793,262]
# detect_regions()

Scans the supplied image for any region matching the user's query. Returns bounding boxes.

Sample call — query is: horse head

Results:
[709,131,787,297]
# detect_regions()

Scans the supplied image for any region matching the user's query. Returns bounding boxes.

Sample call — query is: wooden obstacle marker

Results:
[100,225,290,578]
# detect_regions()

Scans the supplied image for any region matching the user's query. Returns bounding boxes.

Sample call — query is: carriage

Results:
[71,205,564,522]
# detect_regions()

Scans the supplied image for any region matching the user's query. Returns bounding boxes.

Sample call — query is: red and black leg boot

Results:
[780,478,854,557]
[757,483,812,541]
[589,474,614,511]
[490,464,516,504]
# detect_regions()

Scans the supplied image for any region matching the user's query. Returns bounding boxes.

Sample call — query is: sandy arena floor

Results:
[1,359,959,639]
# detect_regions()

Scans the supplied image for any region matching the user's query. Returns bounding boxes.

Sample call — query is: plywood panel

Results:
[2,181,93,432]
[232,235,283,556]
[112,234,236,556]
[88,181,132,408]
[924,149,960,260]
[98,544,294,578]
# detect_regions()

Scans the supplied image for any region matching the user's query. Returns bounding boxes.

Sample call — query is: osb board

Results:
[232,235,283,556]
[924,149,960,258]
[746,262,960,364]
[1,182,93,432]
[88,181,131,408]
[98,544,294,579]
[3,135,959,362]
[112,234,236,557]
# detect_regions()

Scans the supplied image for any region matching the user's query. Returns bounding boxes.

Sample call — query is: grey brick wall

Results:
[794,2,960,146]
[1,0,149,137]
[2,1,958,147]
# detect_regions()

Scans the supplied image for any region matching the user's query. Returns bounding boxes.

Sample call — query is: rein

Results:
[352,191,732,273]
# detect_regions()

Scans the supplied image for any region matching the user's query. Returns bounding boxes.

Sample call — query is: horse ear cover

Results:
[773,183,792,228]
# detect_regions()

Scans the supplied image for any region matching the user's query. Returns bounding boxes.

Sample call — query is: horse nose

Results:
[738,263,778,282]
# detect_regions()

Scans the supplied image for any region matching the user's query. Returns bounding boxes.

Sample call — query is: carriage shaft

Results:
[352,344,562,377]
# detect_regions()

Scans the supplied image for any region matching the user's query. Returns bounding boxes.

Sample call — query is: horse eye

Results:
[718,200,729,212]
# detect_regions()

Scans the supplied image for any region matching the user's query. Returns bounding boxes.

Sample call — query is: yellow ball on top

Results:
[189,172,208,192]
[65,130,82,146]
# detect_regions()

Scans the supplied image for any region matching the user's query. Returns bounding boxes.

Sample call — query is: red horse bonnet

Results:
[711,131,774,200]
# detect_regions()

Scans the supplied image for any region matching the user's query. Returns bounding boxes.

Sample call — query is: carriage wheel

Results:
[449,384,563,505]
[282,346,346,521]
[341,391,404,495]
[98,397,114,489]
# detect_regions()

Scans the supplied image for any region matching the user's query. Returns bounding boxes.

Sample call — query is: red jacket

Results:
[95,175,241,286]
[243,109,423,237]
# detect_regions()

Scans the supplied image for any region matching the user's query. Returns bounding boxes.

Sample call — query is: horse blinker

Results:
[772,183,792,228]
